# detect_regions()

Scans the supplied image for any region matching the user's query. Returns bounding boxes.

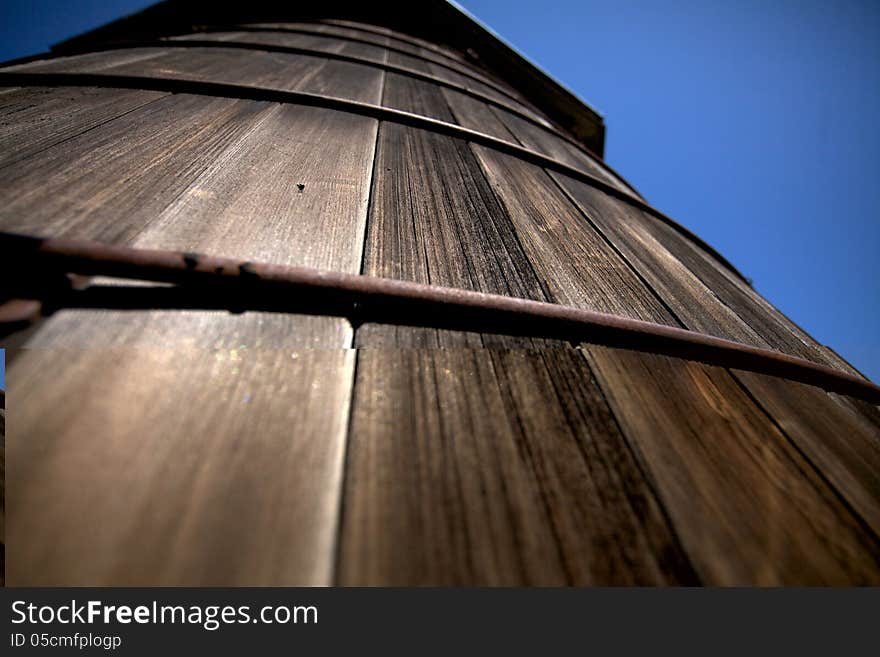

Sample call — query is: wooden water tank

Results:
[1,0,878,585]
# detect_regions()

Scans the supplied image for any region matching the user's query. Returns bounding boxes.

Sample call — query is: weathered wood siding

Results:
[1,12,877,586]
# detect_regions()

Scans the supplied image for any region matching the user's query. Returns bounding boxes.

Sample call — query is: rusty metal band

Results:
[0,70,744,285]
[1,233,876,404]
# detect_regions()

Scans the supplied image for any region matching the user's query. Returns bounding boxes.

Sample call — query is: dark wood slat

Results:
[333,36,392,63]
[5,99,380,347]
[585,346,880,584]
[441,85,518,141]
[835,396,880,435]
[383,72,455,123]
[631,207,857,372]
[0,92,378,264]
[472,146,677,324]
[122,48,384,104]
[0,86,167,170]
[309,22,475,70]
[383,46,541,123]
[182,30,392,73]
[3,48,169,73]
[169,30,347,54]
[337,348,699,585]
[0,94,268,243]
[5,39,638,212]
[0,70,765,289]
[13,47,386,105]
[227,23,511,101]
[415,44,534,108]
[554,173,771,345]
[359,123,551,347]
[7,347,355,585]
[493,106,631,194]
[424,60,545,125]
[306,35,555,136]
[129,103,379,271]
[5,82,384,583]
[733,371,880,538]
[317,19,472,66]
[61,37,567,146]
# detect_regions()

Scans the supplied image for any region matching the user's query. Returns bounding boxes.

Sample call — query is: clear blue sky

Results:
[1,0,878,380]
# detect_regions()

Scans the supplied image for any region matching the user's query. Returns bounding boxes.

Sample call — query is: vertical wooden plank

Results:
[472,146,677,323]
[4,80,382,584]
[338,348,698,585]
[171,30,349,55]
[441,85,518,140]
[7,347,355,585]
[425,61,551,127]
[554,173,771,345]
[133,103,379,272]
[732,371,880,538]
[43,47,387,104]
[4,101,382,347]
[383,72,455,122]
[585,346,880,584]
[492,106,631,193]
[3,48,169,73]
[359,123,550,347]
[0,94,270,243]
[0,86,168,169]
[630,207,855,371]
[318,19,465,60]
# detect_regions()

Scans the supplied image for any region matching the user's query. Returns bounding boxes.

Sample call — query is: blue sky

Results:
[1,0,878,380]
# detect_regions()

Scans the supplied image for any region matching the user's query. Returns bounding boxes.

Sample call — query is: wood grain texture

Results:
[0,85,167,170]
[129,102,379,271]
[492,106,630,193]
[472,146,677,324]
[0,95,378,265]
[585,346,880,584]
[309,22,476,71]
[424,60,546,126]
[4,96,380,347]
[554,173,771,345]
[382,71,455,123]
[441,85,518,140]
[632,207,856,372]
[381,49,550,132]
[3,48,169,73]
[172,30,395,79]
[337,348,699,585]
[2,67,384,584]
[10,43,385,106]
[359,123,551,347]
[23,298,351,350]
[242,23,459,64]
[7,347,355,585]
[170,30,349,55]
[316,19,471,65]
[0,93,268,243]
[733,370,880,538]
[242,22,508,99]
[50,47,386,104]
[836,396,880,435]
